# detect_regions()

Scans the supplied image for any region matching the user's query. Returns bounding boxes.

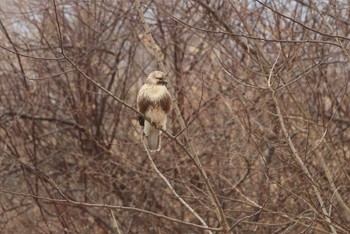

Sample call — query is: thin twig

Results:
[309,0,350,60]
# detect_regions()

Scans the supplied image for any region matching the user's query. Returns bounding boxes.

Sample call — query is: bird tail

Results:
[144,122,161,152]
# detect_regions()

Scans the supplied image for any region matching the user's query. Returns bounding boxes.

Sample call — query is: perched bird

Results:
[137,71,172,151]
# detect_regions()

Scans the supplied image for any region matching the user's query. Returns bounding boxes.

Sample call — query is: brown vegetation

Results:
[0,0,349,233]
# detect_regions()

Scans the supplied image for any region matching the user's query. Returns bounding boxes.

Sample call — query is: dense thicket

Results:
[0,1,349,233]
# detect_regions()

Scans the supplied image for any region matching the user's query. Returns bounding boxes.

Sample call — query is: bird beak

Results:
[158,79,168,85]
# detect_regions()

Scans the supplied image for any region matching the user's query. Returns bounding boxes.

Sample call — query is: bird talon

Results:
[150,121,161,129]
[138,116,145,126]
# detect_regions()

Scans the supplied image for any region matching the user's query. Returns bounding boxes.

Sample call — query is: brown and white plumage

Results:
[137,71,172,151]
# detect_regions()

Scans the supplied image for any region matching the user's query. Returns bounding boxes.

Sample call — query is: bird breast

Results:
[141,85,168,101]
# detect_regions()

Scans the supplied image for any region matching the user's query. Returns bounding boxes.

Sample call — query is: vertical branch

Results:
[142,141,213,234]
[52,0,64,52]
[0,19,28,90]
[267,54,338,234]
[110,210,122,234]
[135,1,231,232]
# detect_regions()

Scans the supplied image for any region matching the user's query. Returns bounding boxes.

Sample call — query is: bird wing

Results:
[137,83,172,152]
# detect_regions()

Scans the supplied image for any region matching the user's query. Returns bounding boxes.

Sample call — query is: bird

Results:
[137,71,172,152]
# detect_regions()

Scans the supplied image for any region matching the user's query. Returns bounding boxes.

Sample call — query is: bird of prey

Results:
[137,71,172,151]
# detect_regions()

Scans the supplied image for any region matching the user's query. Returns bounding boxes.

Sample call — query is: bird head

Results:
[146,71,168,86]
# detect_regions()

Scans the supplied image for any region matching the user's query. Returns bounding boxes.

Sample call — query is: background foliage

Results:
[0,0,349,233]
